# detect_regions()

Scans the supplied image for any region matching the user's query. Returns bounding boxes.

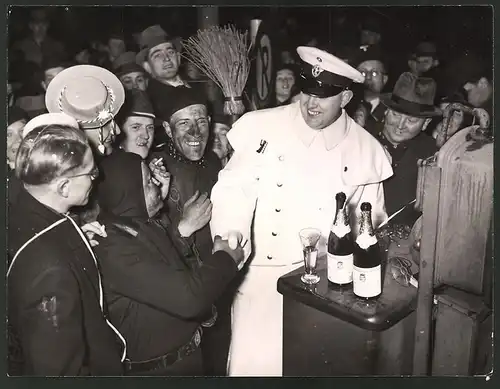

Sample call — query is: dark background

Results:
[8,5,493,60]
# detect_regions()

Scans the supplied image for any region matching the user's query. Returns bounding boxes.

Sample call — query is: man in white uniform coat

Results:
[210,46,394,376]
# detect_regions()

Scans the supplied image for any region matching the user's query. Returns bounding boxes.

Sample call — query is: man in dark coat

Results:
[373,72,441,226]
[94,151,245,376]
[8,124,124,376]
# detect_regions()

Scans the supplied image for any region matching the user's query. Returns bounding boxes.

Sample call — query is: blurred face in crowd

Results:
[121,115,155,159]
[360,29,381,46]
[42,66,65,91]
[108,38,126,59]
[212,122,232,160]
[145,42,181,81]
[299,90,353,130]
[119,71,148,92]
[29,20,49,40]
[382,109,431,146]
[408,56,438,76]
[163,104,210,161]
[84,120,121,156]
[7,119,26,168]
[357,60,388,94]
[275,69,296,100]
[75,49,91,64]
[141,162,164,218]
[464,77,492,108]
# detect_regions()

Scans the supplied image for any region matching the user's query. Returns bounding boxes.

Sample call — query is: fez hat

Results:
[296,46,364,98]
[45,65,125,129]
[152,86,207,122]
[380,72,442,118]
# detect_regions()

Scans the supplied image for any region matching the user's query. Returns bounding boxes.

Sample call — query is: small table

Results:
[278,244,418,376]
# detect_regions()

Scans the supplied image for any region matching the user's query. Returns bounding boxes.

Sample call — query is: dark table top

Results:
[277,253,418,332]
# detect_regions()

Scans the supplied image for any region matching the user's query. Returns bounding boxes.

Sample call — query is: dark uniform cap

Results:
[296,46,365,98]
[152,86,208,122]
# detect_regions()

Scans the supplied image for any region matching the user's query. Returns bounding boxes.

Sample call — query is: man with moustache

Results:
[210,46,393,376]
[152,87,232,376]
[350,45,390,134]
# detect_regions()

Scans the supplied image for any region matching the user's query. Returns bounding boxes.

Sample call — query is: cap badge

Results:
[312,64,323,78]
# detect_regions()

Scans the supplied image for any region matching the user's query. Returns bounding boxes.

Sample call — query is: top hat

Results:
[296,46,364,98]
[136,25,177,65]
[380,72,442,117]
[45,65,125,129]
[113,51,146,77]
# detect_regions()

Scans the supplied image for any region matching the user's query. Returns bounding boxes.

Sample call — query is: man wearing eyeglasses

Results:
[350,45,389,135]
[8,124,125,376]
[210,46,393,376]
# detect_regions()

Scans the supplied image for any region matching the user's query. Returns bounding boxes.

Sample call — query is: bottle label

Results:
[327,252,353,284]
[331,224,351,238]
[353,265,381,298]
[355,233,377,250]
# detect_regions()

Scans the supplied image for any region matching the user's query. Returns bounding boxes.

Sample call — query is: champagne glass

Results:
[299,228,322,285]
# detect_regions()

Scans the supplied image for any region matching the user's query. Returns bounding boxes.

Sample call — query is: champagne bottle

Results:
[327,192,354,287]
[353,202,382,299]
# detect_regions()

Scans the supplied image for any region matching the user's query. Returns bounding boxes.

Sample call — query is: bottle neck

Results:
[358,210,374,236]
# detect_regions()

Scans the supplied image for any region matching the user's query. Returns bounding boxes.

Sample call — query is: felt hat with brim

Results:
[113,51,146,77]
[45,65,125,129]
[116,89,161,126]
[136,25,180,65]
[22,112,79,138]
[380,72,442,118]
[411,41,438,59]
[296,46,365,98]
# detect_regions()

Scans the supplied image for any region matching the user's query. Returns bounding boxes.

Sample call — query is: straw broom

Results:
[182,25,251,116]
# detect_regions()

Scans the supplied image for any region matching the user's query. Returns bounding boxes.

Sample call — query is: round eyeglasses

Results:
[67,166,99,181]
[360,70,384,79]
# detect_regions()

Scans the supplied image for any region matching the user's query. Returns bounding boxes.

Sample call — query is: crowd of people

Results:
[6,6,493,377]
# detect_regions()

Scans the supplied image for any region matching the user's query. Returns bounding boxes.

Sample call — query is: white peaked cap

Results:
[23,113,80,139]
[297,46,365,84]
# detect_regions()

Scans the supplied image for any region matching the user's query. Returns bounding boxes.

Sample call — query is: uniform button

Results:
[278,155,284,161]
[275,208,281,212]
[277,183,283,187]
[267,255,273,260]
[272,232,278,236]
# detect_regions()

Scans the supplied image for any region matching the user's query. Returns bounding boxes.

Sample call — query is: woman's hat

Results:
[45,65,125,129]
[380,72,442,118]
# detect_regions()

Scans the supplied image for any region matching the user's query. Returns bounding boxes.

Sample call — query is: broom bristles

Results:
[182,24,250,99]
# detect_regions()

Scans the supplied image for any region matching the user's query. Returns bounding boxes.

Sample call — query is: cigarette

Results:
[154,158,163,166]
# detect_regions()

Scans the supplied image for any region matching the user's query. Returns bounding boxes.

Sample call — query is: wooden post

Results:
[412,165,442,376]
[197,6,218,30]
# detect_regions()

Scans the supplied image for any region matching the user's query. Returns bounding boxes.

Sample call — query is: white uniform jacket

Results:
[211,102,393,266]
